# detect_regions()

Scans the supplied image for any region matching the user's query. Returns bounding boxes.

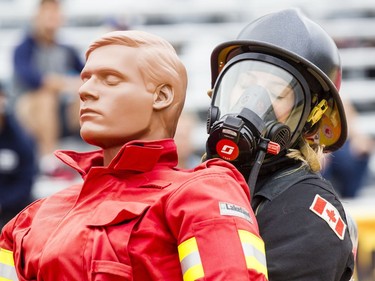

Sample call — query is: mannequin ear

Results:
[153,84,174,110]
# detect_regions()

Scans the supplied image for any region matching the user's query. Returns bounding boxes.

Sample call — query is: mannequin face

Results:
[79,44,155,148]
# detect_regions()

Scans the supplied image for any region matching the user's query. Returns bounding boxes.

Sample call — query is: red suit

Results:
[0,139,268,281]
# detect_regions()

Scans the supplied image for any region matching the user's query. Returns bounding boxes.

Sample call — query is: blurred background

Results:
[0,0,375,279]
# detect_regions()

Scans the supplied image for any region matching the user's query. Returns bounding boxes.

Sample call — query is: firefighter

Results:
[206,8,355,280]
[0,30,268,280]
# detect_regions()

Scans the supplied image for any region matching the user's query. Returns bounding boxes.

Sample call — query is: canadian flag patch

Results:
[309,194,346,240]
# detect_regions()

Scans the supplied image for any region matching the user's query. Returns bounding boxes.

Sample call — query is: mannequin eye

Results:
[104,75,121,86]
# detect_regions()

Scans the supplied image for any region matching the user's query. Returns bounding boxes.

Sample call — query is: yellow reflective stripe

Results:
[238,230,268,278]
[178,237,204,281]
[0,248,17,281]
[183,264,204,281]
[244,255,268,278]
[238,230,266,254]
[0,277,15,281]
[178,237,199,261]
[0,249,14,267]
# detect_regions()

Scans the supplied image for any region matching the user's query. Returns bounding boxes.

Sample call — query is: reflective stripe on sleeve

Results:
[178,237,204,281]
[0,248,18,281]
[238,230,268,278]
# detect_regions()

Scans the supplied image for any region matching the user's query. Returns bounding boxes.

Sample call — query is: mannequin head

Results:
[79,30,187,151]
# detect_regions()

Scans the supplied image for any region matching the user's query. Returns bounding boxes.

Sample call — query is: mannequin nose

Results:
[79,79,99,101]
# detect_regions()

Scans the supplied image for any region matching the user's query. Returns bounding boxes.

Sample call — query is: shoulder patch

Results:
[309,194,346,240]
[219,202,253,224]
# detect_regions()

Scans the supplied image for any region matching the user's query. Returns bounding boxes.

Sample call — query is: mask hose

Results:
[247,137,280,201]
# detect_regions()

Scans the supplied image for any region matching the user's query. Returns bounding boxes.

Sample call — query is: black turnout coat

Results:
[252,161,355,281]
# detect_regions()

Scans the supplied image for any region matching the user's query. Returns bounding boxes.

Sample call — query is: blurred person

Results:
[205,9,355,280]
[12,0,84,177]
[323,99,375,198]
[0,81,37,230]
[0,30,268,281]
[174,110,202,169]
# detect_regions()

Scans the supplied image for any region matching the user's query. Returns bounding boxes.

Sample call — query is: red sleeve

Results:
[166,160,268,281]
[0,199,43,250]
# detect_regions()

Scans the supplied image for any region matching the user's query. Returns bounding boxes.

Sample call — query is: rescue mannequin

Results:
[0,30,268,281]
[206,9,355,281]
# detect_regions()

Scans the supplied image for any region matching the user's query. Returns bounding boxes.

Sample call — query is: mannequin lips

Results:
[80,108,100,119]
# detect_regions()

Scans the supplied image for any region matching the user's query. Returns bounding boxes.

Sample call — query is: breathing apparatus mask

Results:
[206,53,312,189]
[205,8,348,198]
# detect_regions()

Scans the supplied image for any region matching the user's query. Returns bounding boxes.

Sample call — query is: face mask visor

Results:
[212,58,309,145]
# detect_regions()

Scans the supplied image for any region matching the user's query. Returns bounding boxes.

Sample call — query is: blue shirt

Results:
[12,33,84,95]
[0,113,37,212]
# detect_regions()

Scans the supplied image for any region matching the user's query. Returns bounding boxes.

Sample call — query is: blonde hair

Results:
[286,139,324,172]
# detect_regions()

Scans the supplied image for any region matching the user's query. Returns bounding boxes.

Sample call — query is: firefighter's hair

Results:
[287,139,324,172]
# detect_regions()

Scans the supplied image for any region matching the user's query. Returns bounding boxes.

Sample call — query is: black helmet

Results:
[209,8,347,152]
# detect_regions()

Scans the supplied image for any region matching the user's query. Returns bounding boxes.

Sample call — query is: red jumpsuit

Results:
[0,139,268,281]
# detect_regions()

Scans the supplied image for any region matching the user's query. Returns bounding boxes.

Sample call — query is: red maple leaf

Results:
[326,209,337,222]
